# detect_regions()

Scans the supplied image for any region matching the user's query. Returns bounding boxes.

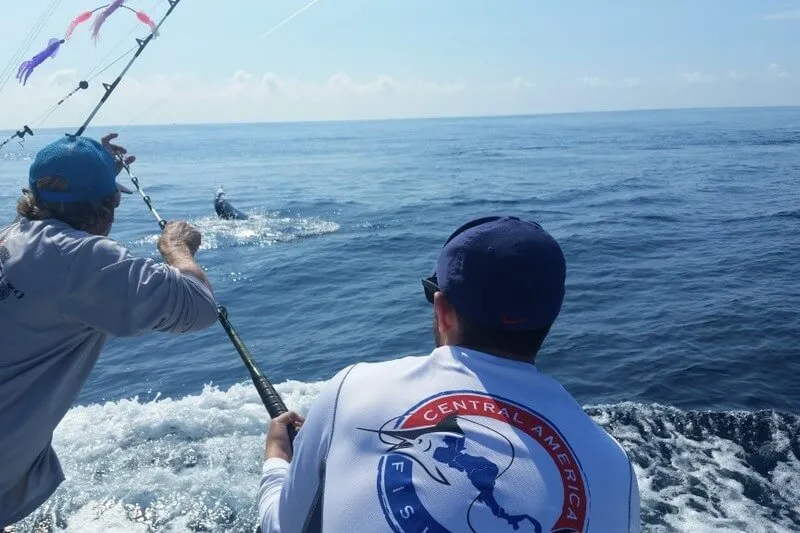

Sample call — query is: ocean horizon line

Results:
[3,102,798,133]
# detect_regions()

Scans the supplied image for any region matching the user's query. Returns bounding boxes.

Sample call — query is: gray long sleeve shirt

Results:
[0,218,219,526]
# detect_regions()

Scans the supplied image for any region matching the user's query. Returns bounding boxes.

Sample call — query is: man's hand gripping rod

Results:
[121,162,296,442]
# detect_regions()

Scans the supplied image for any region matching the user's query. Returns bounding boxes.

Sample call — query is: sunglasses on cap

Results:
[420,215,507,304]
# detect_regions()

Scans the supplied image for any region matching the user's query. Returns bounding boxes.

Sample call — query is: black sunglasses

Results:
[421,274,439,304]
[420,215,509,304]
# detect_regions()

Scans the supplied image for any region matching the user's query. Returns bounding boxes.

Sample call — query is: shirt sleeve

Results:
[628,461,641,533]
[59,236,219,337]
[258,364,357,533]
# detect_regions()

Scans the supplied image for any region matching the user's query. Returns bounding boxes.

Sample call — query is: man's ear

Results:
[433,292,459,341]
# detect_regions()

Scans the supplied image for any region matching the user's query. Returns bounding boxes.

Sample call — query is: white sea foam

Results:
[10,387,799,532]
[590,403,800,533]
[16,380,324,533]
[132,213,340,250]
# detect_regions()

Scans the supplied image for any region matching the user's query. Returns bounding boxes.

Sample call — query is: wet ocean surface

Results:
[1,107,798,532]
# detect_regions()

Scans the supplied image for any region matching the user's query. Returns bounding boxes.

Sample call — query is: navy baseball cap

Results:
[422,216,566,331]
[28,134,132,203]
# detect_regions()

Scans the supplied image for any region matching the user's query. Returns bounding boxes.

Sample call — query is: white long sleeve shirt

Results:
[0,219,218,527]
[258,345,640,533]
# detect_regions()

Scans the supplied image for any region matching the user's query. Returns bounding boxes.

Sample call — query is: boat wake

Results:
[10,382,799,532]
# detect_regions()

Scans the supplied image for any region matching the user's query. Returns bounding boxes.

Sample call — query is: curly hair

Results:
[17,175,120,234]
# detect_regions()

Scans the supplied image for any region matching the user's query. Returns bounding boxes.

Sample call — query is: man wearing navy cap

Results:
[0,133,219,529]
[258,215,640,533]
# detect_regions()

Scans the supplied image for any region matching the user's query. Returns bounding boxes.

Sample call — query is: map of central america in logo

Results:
[362,391,589,533]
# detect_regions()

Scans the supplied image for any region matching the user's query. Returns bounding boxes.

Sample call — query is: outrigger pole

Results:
[66,0,294,436]
[75,0,179,136]
[0,81,89,152]
[0,125,34,151]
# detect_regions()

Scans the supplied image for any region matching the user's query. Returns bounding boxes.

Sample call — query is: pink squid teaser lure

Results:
[65,10,94,40]
[65,0,158,43]
[90,0,126,41]
[16,1,159,84]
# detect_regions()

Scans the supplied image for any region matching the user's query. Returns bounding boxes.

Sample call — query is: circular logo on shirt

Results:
[360,391,589,533]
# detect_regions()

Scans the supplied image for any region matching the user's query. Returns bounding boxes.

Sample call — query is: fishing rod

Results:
[0,1,160,152]
[0,126,35,151]
[0,80,90,152]
[4,0,295,437]
[71,0,294,435]
[125,163,295,439]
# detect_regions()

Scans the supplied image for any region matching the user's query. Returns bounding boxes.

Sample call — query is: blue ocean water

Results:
[1,107,798,532]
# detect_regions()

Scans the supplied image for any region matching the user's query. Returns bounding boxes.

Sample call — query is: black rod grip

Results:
[217,305,296,443]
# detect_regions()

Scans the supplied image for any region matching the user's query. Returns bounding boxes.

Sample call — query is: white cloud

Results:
[580,76,640,88]
[230,70,253,85]
[488,77,535,92]
[327,72,394,95]
[679,72,713,84]
[235,71,464,99]
[45,69,81,88]
[0,71,476,128]
[511,77,535,90]
[1,68,798,130]
[762,9,800,20]
[768,63,789,79]
[580,76,609,88]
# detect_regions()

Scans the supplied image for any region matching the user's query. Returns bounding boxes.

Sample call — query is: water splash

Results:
[18,380,323,533]
[10,385,798,532]
[132,213,340,250]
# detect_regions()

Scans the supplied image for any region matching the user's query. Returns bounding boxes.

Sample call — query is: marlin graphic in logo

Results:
[361,414,579,533]
[364,414,467,485]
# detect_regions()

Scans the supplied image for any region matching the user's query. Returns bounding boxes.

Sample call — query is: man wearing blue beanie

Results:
[0,133,219,529]
[257,216,641,532]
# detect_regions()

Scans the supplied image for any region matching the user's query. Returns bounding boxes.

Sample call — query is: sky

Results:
[0,0,798,129]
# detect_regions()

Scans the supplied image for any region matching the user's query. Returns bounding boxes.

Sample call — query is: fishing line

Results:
[0,0,62,92]
[37,7,163,132]
[0,126,35,152]
[118,0,324,130]
[0,0,161,152]
[75,0,181,135]
[119,94,170,129]
[31,80,91,129]
[83,43,137,82]
[3,0,294,441]
[0,0,64,94]
[63,0,294,429]
[87,44,139,83]
[0,79,90,153]
[258,0,322,40]
[121,162,294,434]
[83,0,164,81]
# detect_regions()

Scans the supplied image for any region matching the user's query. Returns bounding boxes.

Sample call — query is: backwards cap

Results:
[28,134,132,202]
[431,215,566,331]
